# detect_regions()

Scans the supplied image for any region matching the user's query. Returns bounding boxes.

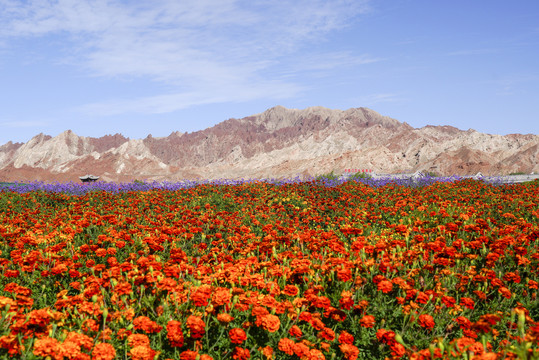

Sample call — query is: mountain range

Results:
[1,106,537,182]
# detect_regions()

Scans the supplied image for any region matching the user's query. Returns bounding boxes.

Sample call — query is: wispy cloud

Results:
[79,81,304,116]
[1,120,47,128]
[355,93,406,105]
[0,0,372,115]
[447,48,500,56]
[282,51,382,74]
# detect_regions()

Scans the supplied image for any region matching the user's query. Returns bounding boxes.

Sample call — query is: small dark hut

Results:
[79,175,99,183]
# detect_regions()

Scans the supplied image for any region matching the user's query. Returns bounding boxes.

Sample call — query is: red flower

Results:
[180,350,199,360]
[318,327,335,341]
[455,316,472,329]
[289,325,303,338]
[166,320,184,347]
[498,287,512,299]
[217,313,234,324]
[377,280,393,293]
[229,328,247,344]
[133,316,162,333]
[33,337,60,359]
[259,314,280,333]
[360,315,375,328]
[212,287,232,307]
[128,334,150,348]
[92,343,116,360]
[232,346,250,360]
[278,338,295,355]
[339,343,360,360]
[283,285,299,296]
[186,315,206,339]
[460,297,475,310]
[441,296,456,308]
[338,330,354,345]
[190,285,212,307]
[418,314,435,330]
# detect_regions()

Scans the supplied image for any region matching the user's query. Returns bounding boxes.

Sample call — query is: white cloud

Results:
[447,48,500,56]
[0,0,371,115]
[355,93,406,105]
[79,81,304,116]
[1,120,47,128]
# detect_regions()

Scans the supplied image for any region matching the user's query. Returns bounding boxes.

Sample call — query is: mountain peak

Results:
[0,106,537,182]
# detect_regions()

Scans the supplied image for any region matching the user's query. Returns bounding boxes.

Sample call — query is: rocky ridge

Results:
[0,106,537,182]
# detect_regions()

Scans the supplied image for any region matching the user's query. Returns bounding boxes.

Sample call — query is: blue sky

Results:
[1,0,538,145]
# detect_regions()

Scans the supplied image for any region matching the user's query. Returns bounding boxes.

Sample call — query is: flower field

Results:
[0,178,538,359]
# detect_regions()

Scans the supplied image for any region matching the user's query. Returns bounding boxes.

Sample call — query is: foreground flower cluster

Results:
[0,178,538,359]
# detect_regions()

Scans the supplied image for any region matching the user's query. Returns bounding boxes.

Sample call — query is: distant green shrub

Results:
[315,170,340,182]
[349,171,372,180]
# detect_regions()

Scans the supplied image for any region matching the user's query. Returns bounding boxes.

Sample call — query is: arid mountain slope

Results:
[0,106,537,182]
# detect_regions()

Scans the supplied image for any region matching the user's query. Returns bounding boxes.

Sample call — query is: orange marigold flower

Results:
[289,325,303,338]
[318,327,335,341]
[360,315,375,328]
[180,350,199,360]
[299,311,312,322]
[130,345,158,360]
[133,316,162,333]
[308,348,325,359]
[95,248,107,257]
[115,282,132,296]
[27,309,52,327]
[441,295,456,308]
[416,292,430,304]
[51,263,68,275]
[418,314,435,330]
[33,337,60,360]
[233,346,251,360]
[57,340,82,360]
[65,331,94,351]
[376,328,395,343]
[278,338,295,355]
[191,285,212,307]
[338,330,354,345]
[498,287,512,299]
[186,315,206,339]
[377,280,393,293]
[166,320,184,347]
[455,316,472,329]
[339,343,360,360]
[313,296,331,309]
[0,334,23,356]
[310,318,325,331]
[503,272,521,284]
[229,328,247,344]
[217,313,234,324]
[92,343,116,360]
[127,334,150,348]
[200,355,214,360]
[212,287,232,307]
[82,318,99,333]
[460,297,475,310]
[260,314,280,333]
[339,293,354,310]
[252,306,269,318]
[292,342,310,358]
[390,342,406,357]
[260,345,273,359]
[283,285,299,296]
